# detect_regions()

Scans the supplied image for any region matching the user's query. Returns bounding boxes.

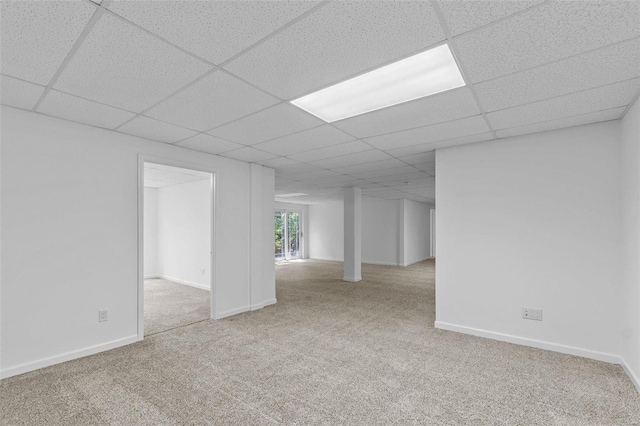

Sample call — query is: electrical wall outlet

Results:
[522,308,542,321]
[201,268,205,275]
[99,309,108,322]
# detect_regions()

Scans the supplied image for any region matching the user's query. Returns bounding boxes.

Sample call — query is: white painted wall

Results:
[143,187,158,278]
[309,198,431,266]
[435,121,623,362]
[309,201,344,261]
[157,179,211,290]
[621,98,640,389]
[403,199,431,266]
[0,106,275,378]
[362,199,400,265]
[261,168,276,305]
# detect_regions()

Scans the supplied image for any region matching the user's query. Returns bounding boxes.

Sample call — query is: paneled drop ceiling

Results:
[144,163,210,189]
[1,0,639,205]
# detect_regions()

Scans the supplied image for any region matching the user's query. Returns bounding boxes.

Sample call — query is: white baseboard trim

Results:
[0,335,138,380]
[250,298,277,311]
[343,277,362,282]
[144,275,159,279]
[363,261,399,266]
[310,257,402,267]
[621,357,640,394]
[216,305,250,319]
[403,256,431,267]
[434,321,622,364]
[157,275,210,291]
[309,257,342,262]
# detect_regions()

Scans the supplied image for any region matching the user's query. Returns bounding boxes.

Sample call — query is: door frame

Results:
[137,154,217,341]
[274,208,303,260]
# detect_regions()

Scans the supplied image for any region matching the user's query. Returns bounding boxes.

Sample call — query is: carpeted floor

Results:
[1,260,639,425]
[144,278,210,336]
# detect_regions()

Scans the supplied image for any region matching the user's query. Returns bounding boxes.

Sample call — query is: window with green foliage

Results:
[275,210,301,260]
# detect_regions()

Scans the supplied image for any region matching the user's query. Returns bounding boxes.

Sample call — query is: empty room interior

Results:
[1,1,639,424]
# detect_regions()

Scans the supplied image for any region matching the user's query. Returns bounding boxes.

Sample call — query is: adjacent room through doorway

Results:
[275,209,302,261]
[143,162,213,336]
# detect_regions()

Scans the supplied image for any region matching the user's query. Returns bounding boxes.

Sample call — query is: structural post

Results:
[343,187,362,282]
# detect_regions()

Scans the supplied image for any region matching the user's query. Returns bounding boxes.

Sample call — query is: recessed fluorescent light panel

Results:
[276,193,309,198]
[291,44,465,122]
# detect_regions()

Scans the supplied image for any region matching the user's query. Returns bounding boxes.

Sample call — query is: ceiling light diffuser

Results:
[291,44,465,123]
[276,193,309,198]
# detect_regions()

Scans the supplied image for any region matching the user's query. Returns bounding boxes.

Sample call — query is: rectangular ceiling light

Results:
[291,44,465,123]
[276,193,309,198]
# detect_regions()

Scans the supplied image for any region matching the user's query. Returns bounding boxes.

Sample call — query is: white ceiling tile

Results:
[495,107,626,139]
[367,172,429,183]
[294,170,343,181]
[146,71,279,131]
[362,187,399,194]
[388,178,435,188]
[350,166,419,180]
[144,163,210,177]
[384,132,494,158]
[287,140,372,163]
[476,38,640,112]
[332,159,408,175]
[438,0,545,36]
[119,116,198,144]
[144,168,183,181]
[276,163,323,177]
[0,75,45,110]
[399,152,436,165]
[310,150,392,169]
[388,181,435,190]
[328,180,373,189]
[38,90,135,129]
[1,1,94,85]
[208,103,323,145]
[166,174,209,185]
[253,125,354,156]
[221,147,278,163]
[310,175,358,184]
[144,180,165,188]
[365,115,490,150]
[176,133,244,155]
[55,13,212,112]
[224,1,445,99]
[332,87,480,138]
[414,162,436,174]
[487,78,639,130]
[256,157,300,169]
[455,1,640,83]
[108,1,320,65]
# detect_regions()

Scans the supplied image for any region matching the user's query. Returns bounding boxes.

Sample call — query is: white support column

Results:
[343,187,362,282]
[398,199,407,267]
[249,164,263,308]
[250,164,276,311]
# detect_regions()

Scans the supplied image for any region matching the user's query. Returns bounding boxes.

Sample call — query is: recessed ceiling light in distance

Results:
[290,44,465,123]
[276,193,309,198]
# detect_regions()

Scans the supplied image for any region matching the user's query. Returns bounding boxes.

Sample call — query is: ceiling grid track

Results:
[430,0,497,140]
[111,1,332,132]
[470,35,640,87]
[32,4,107,111]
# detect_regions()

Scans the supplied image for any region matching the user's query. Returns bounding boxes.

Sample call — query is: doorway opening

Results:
[275,209,301,261]
[139,160,215,338]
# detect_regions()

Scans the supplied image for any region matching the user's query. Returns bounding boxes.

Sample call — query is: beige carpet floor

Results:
[144,278,210,336]
[1,260,639,425]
